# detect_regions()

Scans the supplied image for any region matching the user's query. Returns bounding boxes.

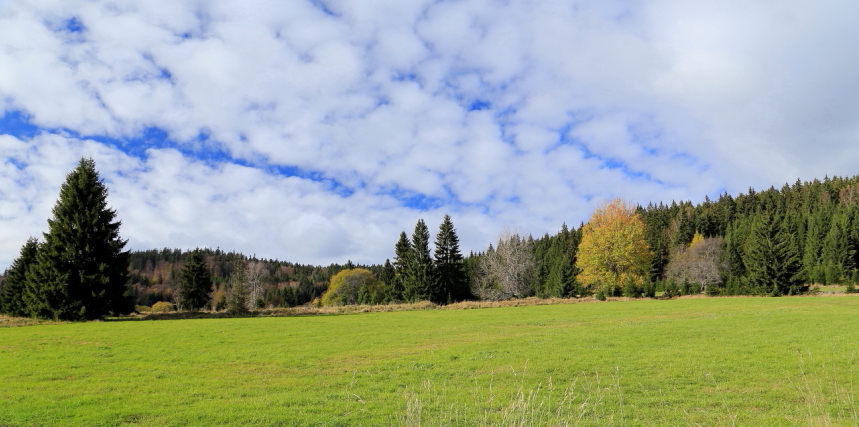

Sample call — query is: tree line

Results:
[3,159,859,321]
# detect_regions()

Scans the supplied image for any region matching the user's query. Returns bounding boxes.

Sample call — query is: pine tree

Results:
[802,206,831,284]
[177,249,212,311]
[226,258,249,313]
[403,219,436,302]
[744,213,803,296]
[378,259,396,303]
[433,215,467,303]
[0,238,40,317]
[389,232,411,302]
[821,212,854,284]
[25,158,132,321]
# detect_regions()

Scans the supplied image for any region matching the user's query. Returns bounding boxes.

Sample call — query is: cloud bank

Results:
[2,0,859,268]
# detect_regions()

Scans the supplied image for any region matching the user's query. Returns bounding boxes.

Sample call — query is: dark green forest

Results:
[3,167,859,319]
[98,174,859,308]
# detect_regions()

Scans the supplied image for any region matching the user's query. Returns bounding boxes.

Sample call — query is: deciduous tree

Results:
[246,260,269,309]
[321,268,382,306]
[473,229,536,300]
[577,200,651,293]
[666,234,726,293]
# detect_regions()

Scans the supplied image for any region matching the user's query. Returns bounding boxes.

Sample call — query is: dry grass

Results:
[0,315,66,327]
[8,292,858,324]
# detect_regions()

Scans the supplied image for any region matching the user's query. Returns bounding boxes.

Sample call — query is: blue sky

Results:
[2,0,859,269]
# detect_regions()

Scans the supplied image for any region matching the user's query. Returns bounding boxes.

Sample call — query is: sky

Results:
[2,0,859,270]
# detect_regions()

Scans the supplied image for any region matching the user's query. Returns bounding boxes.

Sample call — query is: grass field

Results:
[2,296,858,426]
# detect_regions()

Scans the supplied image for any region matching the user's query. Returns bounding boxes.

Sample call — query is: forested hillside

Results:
[638,175,859,296]
[4,173,859,317]
[126,248,388,309]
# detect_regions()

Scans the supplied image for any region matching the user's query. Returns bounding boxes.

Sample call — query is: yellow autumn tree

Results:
[320,268,382,306]
[577,199,652,293]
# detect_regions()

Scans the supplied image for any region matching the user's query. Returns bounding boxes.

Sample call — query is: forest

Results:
[2,158,859,319]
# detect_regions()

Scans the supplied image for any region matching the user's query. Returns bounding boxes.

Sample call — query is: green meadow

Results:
[2,296,858,426]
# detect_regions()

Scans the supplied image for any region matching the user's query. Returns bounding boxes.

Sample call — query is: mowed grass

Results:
[2,297,859,426]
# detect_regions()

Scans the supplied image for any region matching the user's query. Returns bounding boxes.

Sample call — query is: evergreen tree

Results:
[0,238,40,317]
[226,258,249,313]
[821,212,854,284]
[25,158,132,321]
[390,232,411,302]
[744,213,803,296]
[177,249,212,311]
[403,219,436,302]
[433,215,468,303]
[378,259,396,303]
[802,206,831,284]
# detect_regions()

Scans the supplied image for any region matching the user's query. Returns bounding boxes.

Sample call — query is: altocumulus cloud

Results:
[2,0,859,268]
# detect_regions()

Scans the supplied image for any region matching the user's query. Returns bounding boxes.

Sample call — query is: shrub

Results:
[663,281,680,298]
[151,301,175,313]
[705,284,722,297]
[135,305,151,313]
[642,281,656,298]
[623,277,641,298]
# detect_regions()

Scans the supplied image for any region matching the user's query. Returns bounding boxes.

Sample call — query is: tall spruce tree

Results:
[390,232,411,301]
[744,213,803,296]
[25,158,132,321]
[378,259,396,303]
[177,249,213,311]
[403,219,436,302]
[0,238,40,317]
[433,215,467,303]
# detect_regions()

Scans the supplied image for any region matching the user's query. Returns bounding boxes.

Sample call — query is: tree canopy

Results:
[177,249,212,311]
[320,268,382,306]
[577,199,651,292]
[21,158,132,320]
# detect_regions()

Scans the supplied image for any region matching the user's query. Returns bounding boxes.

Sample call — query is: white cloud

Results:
[2,0,859,269]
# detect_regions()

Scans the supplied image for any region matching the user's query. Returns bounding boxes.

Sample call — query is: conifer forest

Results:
[3,159,859,320]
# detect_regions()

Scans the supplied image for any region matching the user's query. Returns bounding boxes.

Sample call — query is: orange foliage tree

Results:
[577,199,652,292]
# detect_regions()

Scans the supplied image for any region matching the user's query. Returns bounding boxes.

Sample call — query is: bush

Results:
[151,301,175,313]
[623,278,641,298]
[595,289,607,301]
[642,281,656,298]
[135,305,151,313]
[705,284,722,297]
[663,281,679,298]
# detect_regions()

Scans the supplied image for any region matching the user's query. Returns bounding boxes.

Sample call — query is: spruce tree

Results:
[802,207,831,284]
[378,259,396,303]
[821,213,854,284]
[403,219,436,302]
[390,232,411,302]
[226,258,249,313]
[433,215,467,303]
[25,158,132,321]
[0,238,40,317]
[744,213,803,296]
[177,249,213,311]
